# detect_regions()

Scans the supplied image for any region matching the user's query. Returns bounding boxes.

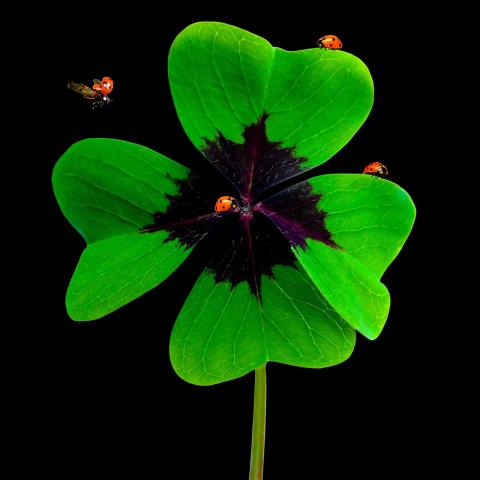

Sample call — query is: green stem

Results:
[249,365,267,480]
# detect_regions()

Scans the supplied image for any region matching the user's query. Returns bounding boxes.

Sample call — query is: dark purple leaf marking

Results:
[141,170,236,247]
[205,211,296,297]
[202,113,305,202]
[255,181,337,250]
[142,114,336,295]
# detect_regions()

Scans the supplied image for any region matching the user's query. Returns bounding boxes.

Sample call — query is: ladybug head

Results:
[101,76,114,94]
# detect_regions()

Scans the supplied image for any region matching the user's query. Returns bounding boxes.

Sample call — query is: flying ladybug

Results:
[67,76,114,108]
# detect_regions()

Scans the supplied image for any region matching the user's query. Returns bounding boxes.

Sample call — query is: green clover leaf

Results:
[53,22,415,386]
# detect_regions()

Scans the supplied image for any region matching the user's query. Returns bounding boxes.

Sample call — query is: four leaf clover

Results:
[53,22,415,388]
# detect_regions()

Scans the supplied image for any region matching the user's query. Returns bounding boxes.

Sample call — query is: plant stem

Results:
[249,365,267,480]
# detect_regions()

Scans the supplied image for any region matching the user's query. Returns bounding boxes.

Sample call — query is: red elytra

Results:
[317,35,343,50]
[363,162,389,177]
[215,196,239,212]
[93,76,114,96]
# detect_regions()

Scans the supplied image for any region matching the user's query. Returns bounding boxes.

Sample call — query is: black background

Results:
[36,6,454,478]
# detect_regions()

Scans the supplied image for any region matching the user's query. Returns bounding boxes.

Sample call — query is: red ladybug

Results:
[92,76,114,96]
[317,35,343,50]
[363,162,389,177]
[215,196,239,212]
[67,76,114,109]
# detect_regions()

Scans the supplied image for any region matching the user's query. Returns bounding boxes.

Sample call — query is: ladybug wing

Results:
[67,82,100,99]
[92,79,103,92]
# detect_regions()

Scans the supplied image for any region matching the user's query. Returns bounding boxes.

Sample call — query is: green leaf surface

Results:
[312,174,416,277]
[170,263,355,385]
[52,138,189,243]
[67,231,190,321]
[169,22,373,170]
[289,174,415,339]
[294,240,390,340]
[53,138,193,320]
[53,22,415,386]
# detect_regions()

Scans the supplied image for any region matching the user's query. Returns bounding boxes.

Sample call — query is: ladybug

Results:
[317,35,343,50]
[363,162,389,177]
[92,76,114,97]
[215,196,239,212]
[67,76,114,109]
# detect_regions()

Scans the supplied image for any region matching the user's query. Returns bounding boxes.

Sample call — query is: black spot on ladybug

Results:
[330,43,333,47]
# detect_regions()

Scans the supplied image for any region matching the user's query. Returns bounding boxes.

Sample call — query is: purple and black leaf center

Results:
[143,114,336,295]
